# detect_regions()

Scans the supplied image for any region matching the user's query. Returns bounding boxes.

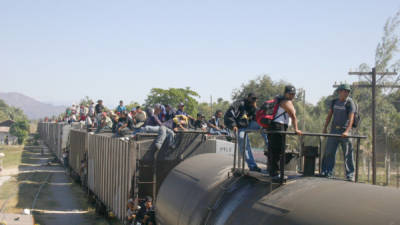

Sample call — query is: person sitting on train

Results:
[133,106,147,130]
[96,112,113,133]
[116,111,134,136]
[176,102,194,121]
[173,114,189,132]
[208,110,229,135]
[111,112,119,134]
[140,105,163,133]
[127,199,136,225]
[193,113,207,131]
[135,196,156,225]
[165,104,176,121]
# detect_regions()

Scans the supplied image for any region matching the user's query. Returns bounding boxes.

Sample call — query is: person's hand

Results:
[233,127,238,133]
[342,132,349,138]
[295,129,302,136]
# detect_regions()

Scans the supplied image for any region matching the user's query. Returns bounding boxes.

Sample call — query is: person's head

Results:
[166,104,172,112]
[284,85,296,100]
[178,102,185,111]
[145,196,153,208]
[337,84,351,100]
[102,112,107,118]
[246,93,258,107]
[215,110,223,118]
[98,99,103,105]
[119,100,123,106]
[112,114,119,121]
[136,106,142,113]
[197,113,203,120]
[154,104,161,114]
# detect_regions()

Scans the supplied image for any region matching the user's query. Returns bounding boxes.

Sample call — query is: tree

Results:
[125,101,141,112]
[10,120,30,144]
[144,87,200,116]
[0,99,28,122]
[79,96,94,106]
[198,98,230,118]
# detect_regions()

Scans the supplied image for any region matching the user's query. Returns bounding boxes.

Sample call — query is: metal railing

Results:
[233,129,367,184]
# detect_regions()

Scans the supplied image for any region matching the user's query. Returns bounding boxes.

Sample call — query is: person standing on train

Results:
[322,84,356,181]
[224,93,268,172]
[266,85,302,179]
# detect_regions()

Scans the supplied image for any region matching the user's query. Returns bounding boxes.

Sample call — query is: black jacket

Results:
[224,99,256,129]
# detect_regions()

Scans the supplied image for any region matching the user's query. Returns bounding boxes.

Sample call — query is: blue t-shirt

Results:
[331,98,356,129]
[116,105,126,113]
[176,109,188,116]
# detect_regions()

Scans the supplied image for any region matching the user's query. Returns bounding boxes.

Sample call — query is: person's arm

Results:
[342,113,354,138]
[225,105,239,132]
[342,100,356,137]
[155,116,162,126]
[207,120,219,130]
[323,109,333,133]
[280,100,302,135]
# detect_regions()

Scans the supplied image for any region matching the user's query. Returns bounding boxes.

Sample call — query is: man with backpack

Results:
[258,85,302,179]
[322,84,356,181]
[224,93,268,172]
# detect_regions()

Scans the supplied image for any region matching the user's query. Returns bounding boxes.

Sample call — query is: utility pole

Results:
[334,67,398,184]
[302,89,306,130]
[210,95,213,118]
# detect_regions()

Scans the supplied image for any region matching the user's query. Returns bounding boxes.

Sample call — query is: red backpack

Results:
[256,97,285,128]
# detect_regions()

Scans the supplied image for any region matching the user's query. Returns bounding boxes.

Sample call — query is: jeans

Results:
[322,128,355,178]
[238,121,268,170]
[155,126,175,150]
[267,123,287,177]
[209,128,230,135]
[140,125,160,133]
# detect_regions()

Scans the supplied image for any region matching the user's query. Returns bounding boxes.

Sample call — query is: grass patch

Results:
[0,145,24,169]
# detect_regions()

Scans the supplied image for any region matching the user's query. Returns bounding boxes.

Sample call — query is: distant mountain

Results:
[0,92,65,120]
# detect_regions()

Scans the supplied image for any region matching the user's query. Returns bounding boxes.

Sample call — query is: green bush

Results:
[10,120,30,144]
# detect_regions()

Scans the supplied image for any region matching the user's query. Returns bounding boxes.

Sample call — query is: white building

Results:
[0,120,18,145]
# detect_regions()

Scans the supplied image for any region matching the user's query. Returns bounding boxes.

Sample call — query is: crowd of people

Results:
[57,83,357,224]
[61,83,356,182]
[62,100,230,150]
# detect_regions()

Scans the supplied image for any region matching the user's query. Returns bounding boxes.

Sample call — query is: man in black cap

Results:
[224,93,268,172]
[266,85,302,179]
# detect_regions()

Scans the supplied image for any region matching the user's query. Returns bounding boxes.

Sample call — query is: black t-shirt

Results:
[118,117,133,129]
[95,104,104,114]
[165,110,176,121]
[244,100,257,121]
[194,119,206,129]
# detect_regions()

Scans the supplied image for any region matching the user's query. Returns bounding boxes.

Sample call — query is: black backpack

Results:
[332,98,360,129]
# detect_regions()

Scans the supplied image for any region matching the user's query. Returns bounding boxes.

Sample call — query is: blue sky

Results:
[1,0,399,107]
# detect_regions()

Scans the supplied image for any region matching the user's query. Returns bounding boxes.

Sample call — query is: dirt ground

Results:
[0,143,116,225]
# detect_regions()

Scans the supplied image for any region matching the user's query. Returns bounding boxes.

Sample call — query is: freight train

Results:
[37,122,235,222]
[38,122,400,225]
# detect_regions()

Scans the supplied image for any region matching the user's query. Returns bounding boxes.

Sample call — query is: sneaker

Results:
[346,176,354,182]
[249,167,261,172]
[326,174,335,179]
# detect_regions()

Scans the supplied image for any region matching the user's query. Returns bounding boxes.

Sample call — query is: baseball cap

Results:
[284,85,296,94]
[337,83,351,92]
